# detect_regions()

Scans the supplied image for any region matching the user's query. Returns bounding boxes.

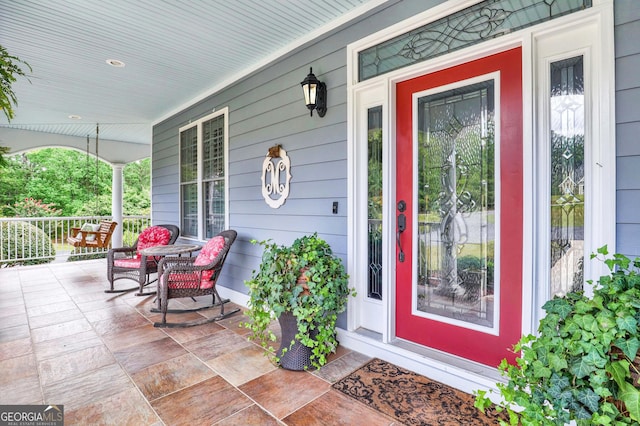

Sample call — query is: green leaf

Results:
[618,382,640,421]
[550,373,570,390]
[614,337,640,361]
[597,245,609,256]
[532,360,551,379]
[542,297,573,319]
[574,314,598,333]
[606,360,631,390]
[473,390,493,412]
[583,350,608,369]
[548,353,568,371]
[570,356,596,379]
[571,404,592,420]
[616,315,638,334]
[574,300,594,314]
[576,388,600,414]
[596,311,615,331]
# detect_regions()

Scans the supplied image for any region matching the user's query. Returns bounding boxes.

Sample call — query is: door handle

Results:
[398,213,406,232]
[397,200,406,262]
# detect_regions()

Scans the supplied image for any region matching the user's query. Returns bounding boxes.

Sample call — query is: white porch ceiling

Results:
[0,0,386,148]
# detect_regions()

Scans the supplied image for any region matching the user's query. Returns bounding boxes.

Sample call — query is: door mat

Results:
[332,358,506,425]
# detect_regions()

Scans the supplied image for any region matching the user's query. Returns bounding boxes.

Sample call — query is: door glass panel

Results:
[550,56,584,296]
[416,80,495,328]
[368,106,383,300]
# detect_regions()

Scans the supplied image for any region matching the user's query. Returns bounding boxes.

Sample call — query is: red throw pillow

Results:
[193,236,226,284]
[136,226,171,258]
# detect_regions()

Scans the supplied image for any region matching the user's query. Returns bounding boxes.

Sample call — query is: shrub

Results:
[0,221,55,267]
[11,197,61,217]
[66,248,107,262]
[475,246,640,425]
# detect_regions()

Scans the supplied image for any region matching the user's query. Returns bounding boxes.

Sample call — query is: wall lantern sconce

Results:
[300,67,327,117]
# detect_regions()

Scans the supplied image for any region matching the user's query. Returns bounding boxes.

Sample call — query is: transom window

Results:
[179,109,229,240]
[358,0,591,81]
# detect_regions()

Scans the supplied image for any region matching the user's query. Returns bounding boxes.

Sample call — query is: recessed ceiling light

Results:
[106,59,125,67]
[68,114,82,120]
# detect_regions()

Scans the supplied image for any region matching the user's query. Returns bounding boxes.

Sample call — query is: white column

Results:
[111,163,124,248]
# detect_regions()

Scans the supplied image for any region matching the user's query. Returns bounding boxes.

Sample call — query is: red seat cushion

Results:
[113,258,156,269]
[136,226,171,258]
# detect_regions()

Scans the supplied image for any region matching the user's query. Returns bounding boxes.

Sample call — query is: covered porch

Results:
[0,259,379,424]
[2,1,635,423]
[0,259,499,425]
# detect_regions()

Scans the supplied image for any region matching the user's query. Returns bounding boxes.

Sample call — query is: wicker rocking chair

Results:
[153,229,239,328]
[106,224,180,295]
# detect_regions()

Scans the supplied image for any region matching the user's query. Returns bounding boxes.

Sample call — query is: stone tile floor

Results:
[0,259,402,425]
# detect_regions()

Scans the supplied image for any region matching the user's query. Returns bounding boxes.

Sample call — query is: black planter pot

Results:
[277,311,317,371]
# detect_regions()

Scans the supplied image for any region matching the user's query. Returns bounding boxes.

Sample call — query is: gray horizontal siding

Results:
[617,190,640,223]
[615,88,640,124]
[617,124,640,162]
[617,224,640,260]
[615,15,640,58]
[615,0,640,25]
[615,0,640,257]
[150,0,470,295]
[151,104,180,229]
[615,54,640,90]
[146,0,640,308]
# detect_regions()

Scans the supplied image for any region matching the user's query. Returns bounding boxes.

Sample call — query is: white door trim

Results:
[345,0,615,390]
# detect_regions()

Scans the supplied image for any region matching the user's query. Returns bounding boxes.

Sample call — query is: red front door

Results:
[395,47,523,366]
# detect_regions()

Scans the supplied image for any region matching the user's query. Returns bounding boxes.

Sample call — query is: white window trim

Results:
[531,6,616,328]
[347,80,392,337]
[178,108,230,241]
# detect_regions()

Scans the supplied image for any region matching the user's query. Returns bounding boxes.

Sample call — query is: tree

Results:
[0,146,10,168]
[0,148,150,217]
[123,159,151,215]
[18,148,112,216]
[0,155,30,215]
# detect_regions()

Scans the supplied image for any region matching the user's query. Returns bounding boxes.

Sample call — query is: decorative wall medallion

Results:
[261,144,291,208]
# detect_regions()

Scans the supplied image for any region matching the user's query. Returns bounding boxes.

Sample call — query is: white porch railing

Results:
[0,215,151,266]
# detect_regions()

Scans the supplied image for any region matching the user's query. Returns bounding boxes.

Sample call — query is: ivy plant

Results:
[243,233,355,369]
[475,246,640,425]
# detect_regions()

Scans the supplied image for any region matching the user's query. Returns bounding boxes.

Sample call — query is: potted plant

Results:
[243,233,355,370]
[475,246,640,425]
[1,44,31,167]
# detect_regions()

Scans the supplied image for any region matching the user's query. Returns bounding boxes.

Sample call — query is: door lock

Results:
[397,200,406,262]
